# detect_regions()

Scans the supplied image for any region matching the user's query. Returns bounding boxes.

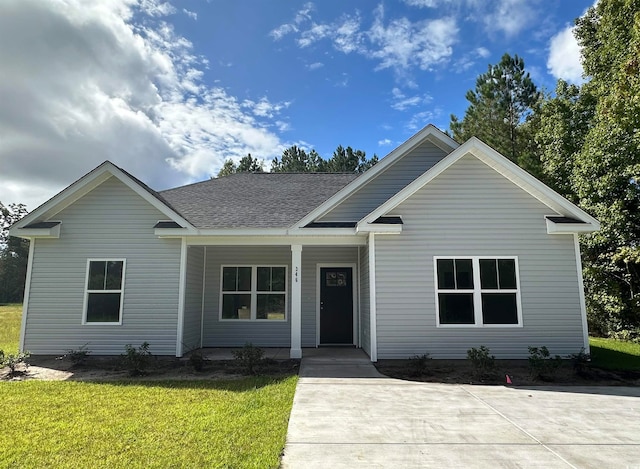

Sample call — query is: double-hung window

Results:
[435,257,521,327]
[84,259,125,324]
[221,266,287,321]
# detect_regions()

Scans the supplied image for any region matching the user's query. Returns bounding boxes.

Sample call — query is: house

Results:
[10,125,599,361]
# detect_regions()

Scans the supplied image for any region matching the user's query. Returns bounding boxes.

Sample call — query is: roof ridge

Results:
[159,171,358,194]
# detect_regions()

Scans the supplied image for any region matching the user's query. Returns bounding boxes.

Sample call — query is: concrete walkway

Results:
[281,350,640,468]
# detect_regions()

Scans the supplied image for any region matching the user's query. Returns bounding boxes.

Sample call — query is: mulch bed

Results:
[374,359,640,386]
[1,355,300,381]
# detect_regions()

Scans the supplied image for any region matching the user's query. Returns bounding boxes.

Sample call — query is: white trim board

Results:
[293,125,458,230]
[358,137,600,232]
[11,161,196,235]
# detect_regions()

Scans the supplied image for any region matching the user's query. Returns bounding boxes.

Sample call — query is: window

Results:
[84,259,125,324]
[435,257,521,327]
[221,266,287,321]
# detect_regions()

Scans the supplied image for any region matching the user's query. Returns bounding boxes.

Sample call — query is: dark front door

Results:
[320,267,353,344]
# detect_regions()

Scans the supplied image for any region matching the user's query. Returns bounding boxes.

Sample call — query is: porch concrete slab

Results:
[281,359,640,468]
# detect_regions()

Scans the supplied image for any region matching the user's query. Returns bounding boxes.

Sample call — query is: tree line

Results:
[449,0,640,335]
[216,145,378,177]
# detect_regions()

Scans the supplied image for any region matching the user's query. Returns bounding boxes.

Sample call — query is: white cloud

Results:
[482,0,537,37]
[378,138,393,146]
[390,87,431,111]
[307,62,324,70]
[270,2,314,40]
[547,25,584,84]
[0,0,289,210]
[272,3,458,77]
[183,8,197,20]
[476,47,490,58]
[453,46,491,72]
[402,0,440,7]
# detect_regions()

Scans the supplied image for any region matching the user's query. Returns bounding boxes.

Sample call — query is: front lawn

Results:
[0,303,21,353]
[589,337,640,371]
[0,377,297,468]
[0,304,299,468]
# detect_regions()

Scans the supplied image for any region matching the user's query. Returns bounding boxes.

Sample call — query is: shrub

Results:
[232,343,265,375]
[189,351,207,372]
[528,346,563,381]
[61,343,91,366]
[121,342,152,376]
[408,353,432,377]
[568,347,591,375]
[2,350,31,377]
[467,346,496,379]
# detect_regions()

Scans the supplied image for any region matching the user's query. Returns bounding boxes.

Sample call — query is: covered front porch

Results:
[177,237,376,360]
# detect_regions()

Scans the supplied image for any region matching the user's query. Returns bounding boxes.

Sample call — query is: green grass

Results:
[0,377,298,468]
[0,303,22,353]
[589,337,640,371]
[0,304,299,467]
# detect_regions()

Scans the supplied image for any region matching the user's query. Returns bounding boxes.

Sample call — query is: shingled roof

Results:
[159,172,359,229]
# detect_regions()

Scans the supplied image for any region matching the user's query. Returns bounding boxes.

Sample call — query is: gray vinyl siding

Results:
[183,246,204,352]
[359,245,371,355]
[319,141,447,222]
[301,247,359,347]
[374,155,585,359]
[202,246,291,347]
[24,177,181,355]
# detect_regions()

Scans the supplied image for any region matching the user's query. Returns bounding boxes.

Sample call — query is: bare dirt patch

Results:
[374,359,640,386]
[0,355,300,382]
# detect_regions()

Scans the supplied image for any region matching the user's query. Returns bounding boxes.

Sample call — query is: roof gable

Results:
[11,161,194,233]
[292,124,458,229]
[358,137,600,231]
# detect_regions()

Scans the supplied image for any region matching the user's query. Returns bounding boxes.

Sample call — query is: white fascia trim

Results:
[292,125,458,229]
[185,235,367,246]
[19,239,35,352]
[546,218,598,234]
[13,223,61,239]
[356,224,402,234]
[12,168,112,230]
[574,234,591,354]
[360,137,601,229]
[155,228,194,237]
[11,161,196,233]
[176,237,188,357]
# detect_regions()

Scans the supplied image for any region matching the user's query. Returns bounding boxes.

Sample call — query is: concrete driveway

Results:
[281,351,640,468]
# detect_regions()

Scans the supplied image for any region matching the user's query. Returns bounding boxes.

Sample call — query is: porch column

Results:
[290,244,303,358]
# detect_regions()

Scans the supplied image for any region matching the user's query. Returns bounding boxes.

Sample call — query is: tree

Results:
[272,145,377,173]
[570,0,640,333]
[271,146,323,172]
[0,202,29,303]
[450,53,541,170]
[217,154,264,177]
[323,146,378,173]
[534,80,596,201]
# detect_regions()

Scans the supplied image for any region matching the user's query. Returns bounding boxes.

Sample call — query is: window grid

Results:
[220,265,287,321]
[434,256,522,328]
[83,259,126,325]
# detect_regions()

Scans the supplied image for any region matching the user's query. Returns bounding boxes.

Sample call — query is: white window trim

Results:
[82,258,126,325]
[219,265,288,322]
[434,256,523,328]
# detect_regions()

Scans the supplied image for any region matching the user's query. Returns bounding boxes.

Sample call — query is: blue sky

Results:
[0,0,592,211]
